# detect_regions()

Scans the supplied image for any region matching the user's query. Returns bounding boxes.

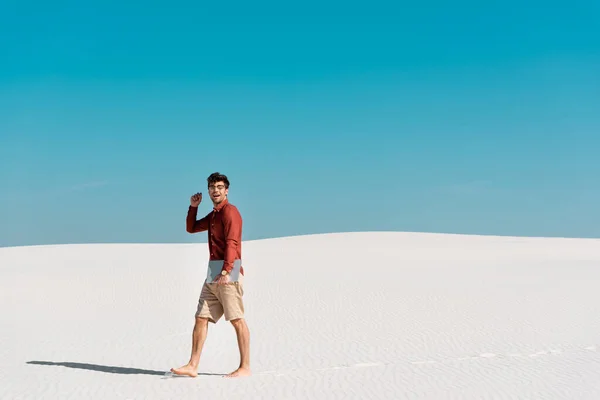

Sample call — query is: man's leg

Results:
[171,317,209,377]
[171,282,222,377]
[219,279,250,378]
[226,317,251,377]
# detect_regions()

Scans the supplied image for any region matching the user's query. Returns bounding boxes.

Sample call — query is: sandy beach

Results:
[2,231,600,399]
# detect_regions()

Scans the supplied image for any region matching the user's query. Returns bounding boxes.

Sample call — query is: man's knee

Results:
[195,316,209,327]
[230,317,245,327]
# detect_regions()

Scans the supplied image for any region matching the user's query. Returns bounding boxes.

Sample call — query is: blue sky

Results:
[1,0,599,247]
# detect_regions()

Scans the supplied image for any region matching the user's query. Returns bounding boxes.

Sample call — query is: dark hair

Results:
[207,172,230,188]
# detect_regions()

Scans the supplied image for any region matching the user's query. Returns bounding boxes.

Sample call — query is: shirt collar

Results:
[213,198,229,212]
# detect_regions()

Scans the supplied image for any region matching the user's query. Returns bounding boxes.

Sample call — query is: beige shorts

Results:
[195,275,244,323]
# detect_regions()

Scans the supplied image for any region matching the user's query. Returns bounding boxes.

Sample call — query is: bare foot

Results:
[225,367,251,378]
[170,364,198,377]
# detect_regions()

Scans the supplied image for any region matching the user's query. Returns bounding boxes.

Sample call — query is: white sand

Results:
[2,231,600,399]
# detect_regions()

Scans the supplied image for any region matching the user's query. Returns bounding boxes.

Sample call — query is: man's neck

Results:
[213,197,228,209]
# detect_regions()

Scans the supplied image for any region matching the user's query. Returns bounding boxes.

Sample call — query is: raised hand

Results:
[190,192,202,207]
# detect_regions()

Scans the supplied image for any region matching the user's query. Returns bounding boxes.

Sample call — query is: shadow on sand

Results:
[27,361,223,377]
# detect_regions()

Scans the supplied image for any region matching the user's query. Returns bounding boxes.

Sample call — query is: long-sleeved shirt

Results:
[186,198,244,276]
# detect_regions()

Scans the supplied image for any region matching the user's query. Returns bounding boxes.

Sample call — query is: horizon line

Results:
[2,229,599,249]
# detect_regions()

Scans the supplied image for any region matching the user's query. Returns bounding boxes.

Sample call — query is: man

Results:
[171,172,251,378]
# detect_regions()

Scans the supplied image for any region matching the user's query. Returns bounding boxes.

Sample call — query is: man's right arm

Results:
[186,206,209,233]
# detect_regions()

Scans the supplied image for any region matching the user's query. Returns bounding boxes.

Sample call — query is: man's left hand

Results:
[213,273,231,285]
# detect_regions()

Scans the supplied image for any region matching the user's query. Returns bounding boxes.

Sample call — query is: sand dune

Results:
[2,231,600,399]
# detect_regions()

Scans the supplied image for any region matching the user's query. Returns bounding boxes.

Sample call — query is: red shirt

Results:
[186,198,244,275]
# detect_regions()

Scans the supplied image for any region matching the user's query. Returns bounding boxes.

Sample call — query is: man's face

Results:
[208,181,228,204]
